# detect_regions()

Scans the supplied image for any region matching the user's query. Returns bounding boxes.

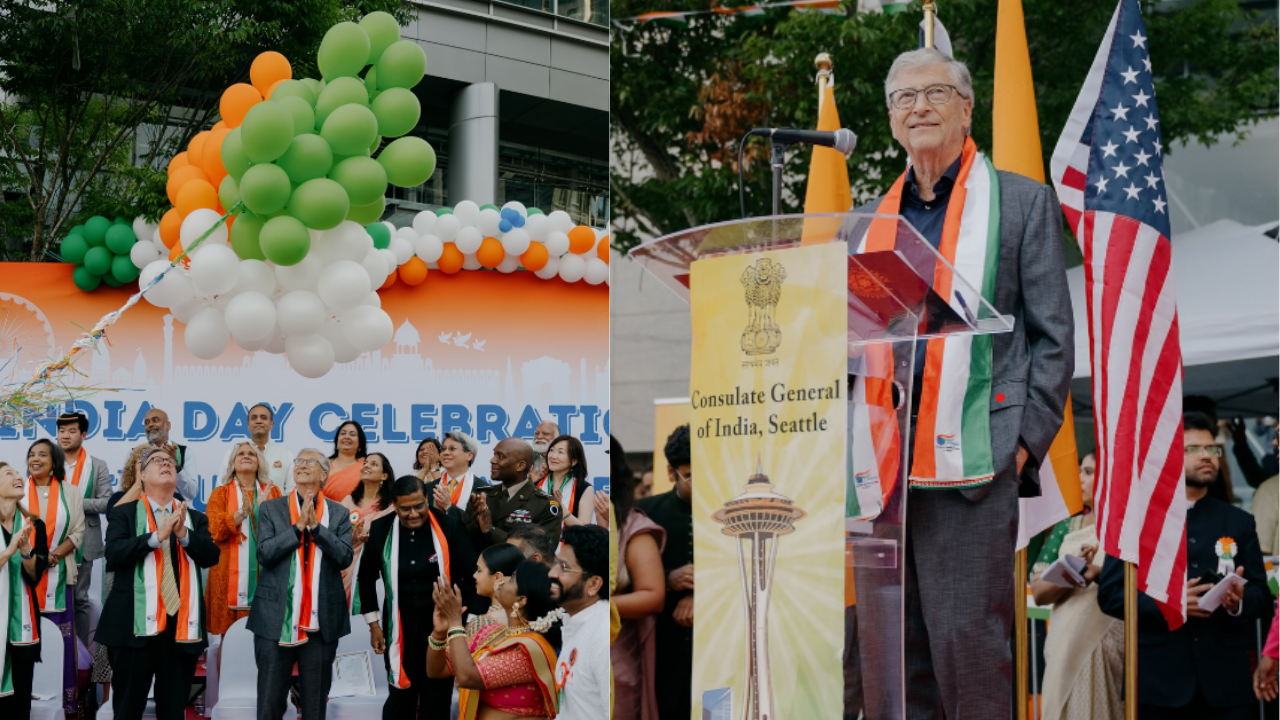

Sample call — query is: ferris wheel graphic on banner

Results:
[0,292,58,385]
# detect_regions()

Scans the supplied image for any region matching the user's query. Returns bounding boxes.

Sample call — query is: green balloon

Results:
[277,134,333,185]
[111,254,141,283]
[315,77,370,128]
[84,216,111,246]
[376,41,427,91]
[360,12,401,64]
[301,78,324,97]
[288,178,350,231]
[72,266,101,291]
[346,197,385,225]
[271,79,317,107]
[230,212,267,260]
[377,136,436,187]
[84,246,112,275]
[102,273,124,288]
[105,224,136,255]
[259,215,311,266]
[366,222,391,249]
[329,156,388,206]
[321,104,378,157]
[369,134,382,155]
[219,175,241,210]
[239,163,293,215]
[240,102,295,163]
[113,216,129,226]
[479,204,498,211]
[278,96,316,137]
[318,22,371,80]
[435,207,452,216]
[61,234,89,264]
[221,128,252,181]
[527,207,544,215]
[364,68,379,99]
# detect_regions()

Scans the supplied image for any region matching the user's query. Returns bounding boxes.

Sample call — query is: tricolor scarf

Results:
[66,448,92,564]
[23,480,70,613]
[279,491,329,646]
[226,481,270,610]
[133,500,203,642]
[458,629,559,720]
[384,512,451,688]
[443,471,475,512]
[851,138,1001,504]
[0,512,39,698]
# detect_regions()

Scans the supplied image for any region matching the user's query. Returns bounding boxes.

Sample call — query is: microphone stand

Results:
[769,141,789,217]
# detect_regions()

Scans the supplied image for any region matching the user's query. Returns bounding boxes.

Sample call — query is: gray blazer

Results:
[246,495,353,644]
[78,455,113,562]
[844,170,1074,503]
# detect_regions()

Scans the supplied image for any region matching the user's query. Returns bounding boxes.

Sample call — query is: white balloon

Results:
[547,210,574,234]
[497,255,521,273]
[130,240,160,269]
[189,244,239,296]
[340,305,394,352]
[394,226,417,242]
[318,260,373,314]
[433,213,461,243]
[180,209,229,247]
[500,228,531,256]
[276,256,322,292]
[533,256,559,280]
[276,290,328,336]
[285,334,335,379]
[583,257,609,285]
[320,320,361,363]
[132,216,149,241]
[558,254,586,283]
[388,237,413,266]
[412,210,437,237]
[412,233,443,262]
[169,297,206,323]
[360,248,388,288]
[476,208,502,238]
[184,308,230,360]
[523,213,550,242]
[501,201,527,218]
[462,254,482,271]
[235,329,274,352]
[544,231,570,258]
[232,259,277,297]
[379,249,398,275]
[264,325,286,354]
[152,228,167,253]
[452,200,480,227]
[316,222,372,265]
[455,226,482,255]
[211,293,233,311]
[139,260,174,307]
[224,292,277,343]
[362,291,381,308]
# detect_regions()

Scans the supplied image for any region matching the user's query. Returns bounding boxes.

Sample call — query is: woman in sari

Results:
[205,442,282,637]
[341,452,395,609]
[321,421,367,502]
[0,461,48,720]
[428,559,562,720]
[468,543,526,634]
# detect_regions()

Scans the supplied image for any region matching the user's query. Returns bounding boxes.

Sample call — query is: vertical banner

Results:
[652,398,689,496]
[689,243,847,720]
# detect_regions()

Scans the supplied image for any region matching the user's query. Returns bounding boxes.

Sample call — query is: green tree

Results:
[610,0,1278,253]
[0,0,410,261]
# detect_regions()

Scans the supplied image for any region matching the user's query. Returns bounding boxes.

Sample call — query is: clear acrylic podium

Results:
[629,213,1013,720]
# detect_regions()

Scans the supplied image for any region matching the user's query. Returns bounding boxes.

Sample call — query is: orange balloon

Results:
[381,268,397,290]
[597,235,610,263]
[220,83,263,129]
[166,165,209,205]
[399,257,428,286]
[212,121,227,133]
[476,237,504,269]
[437,243,465,274]
[226,215,236,232]
[567,225,595,254]
[265,79,286,100]
[176,179,219,216]
[188,131,210,171]
[520,242,549,272]
[159,208,184,248]
[169,241,184,263]
[202,127,231,185]
[251,52,292,97]
[167,152,189,177]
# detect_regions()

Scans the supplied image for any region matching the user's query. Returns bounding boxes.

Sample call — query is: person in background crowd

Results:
[361,475,477,720]
[92,444,150,700]
[465,437,562,551]
[529,421,560,487]
[551,524,610,720]
[1255,601,1278,702]
[320,420,367,502]
[0,461,48,720]
[1030,453,1121,720]
[99,447,219,720]
[1182,396,1238,504]
[637,424,694,720]
[343,453,396,612]
[609,438,666,720]
[634,470,654,501]
[1228,416,1279,490]
[25,437,85,717]
[427,560,562,720]
[220,403,293,494]
[56,411,111,645]
[1098,412,1270,720]
[433,430,484,515]
[249,448,353,720]
[546,435,595,527]
[143,407,199,501]
[507,523,557,567]
[1250,432,1278,555]
[205,442,282,638]
[413,437,445,483]
[470,543,526,633]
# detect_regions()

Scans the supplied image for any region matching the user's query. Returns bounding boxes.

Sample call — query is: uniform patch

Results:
[549,501,560,517]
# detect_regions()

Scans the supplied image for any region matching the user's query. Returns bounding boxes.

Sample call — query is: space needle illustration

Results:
[712,460,806,720]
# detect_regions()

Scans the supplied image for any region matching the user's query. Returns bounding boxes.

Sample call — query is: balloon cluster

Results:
[59,215,156,291]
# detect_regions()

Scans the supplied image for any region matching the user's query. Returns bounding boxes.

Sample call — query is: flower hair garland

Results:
[528,607,568,633]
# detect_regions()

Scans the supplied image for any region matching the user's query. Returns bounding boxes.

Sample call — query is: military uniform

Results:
[464,478,562,551]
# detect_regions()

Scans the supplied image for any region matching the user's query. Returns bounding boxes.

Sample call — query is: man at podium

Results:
[841,47,1073,719]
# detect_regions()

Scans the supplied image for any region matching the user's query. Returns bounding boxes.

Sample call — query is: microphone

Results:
[748,127,857,155]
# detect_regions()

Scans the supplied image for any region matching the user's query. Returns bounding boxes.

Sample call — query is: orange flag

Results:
[800,79,851,245]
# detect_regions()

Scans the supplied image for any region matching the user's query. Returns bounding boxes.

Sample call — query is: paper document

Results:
[1198,573,1247,613]
[330,650,376,697]
[1040,554,1089,588]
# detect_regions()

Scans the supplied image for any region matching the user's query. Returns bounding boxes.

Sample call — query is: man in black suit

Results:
[247,447,353,720]
[1098,411,1270,719]
[99,447,219,720]
[360,475,477,720]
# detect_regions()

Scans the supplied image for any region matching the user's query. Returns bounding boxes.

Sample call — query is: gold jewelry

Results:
[428,635,446,650]
[511,599,521,617]
[488,602,503,613]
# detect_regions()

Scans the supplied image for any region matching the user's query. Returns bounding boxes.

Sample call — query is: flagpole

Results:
[1015,548,1029,720]
[814,52,832,102]
[922,1,937,48]
[1124,561,1138,720]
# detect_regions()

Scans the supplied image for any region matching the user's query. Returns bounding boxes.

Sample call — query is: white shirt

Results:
[554,600,610,720]
[221,441,293,495]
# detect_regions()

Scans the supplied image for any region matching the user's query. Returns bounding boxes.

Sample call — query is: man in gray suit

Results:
[247,447,353,720]
[56,411,112,642]
[839,48,1073,720]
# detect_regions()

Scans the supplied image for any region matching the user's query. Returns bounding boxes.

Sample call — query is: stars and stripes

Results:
[1050,0,1187,629]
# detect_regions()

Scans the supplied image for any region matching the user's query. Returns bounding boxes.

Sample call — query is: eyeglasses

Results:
[555,561,590,575]
[1184,445,1223,457]
[888,83,965,110]
[293,458,323,468]
[142,456,175,470]
[674,468,693,484]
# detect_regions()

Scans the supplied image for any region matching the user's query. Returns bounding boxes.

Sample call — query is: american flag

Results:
[1050,0,1186,629]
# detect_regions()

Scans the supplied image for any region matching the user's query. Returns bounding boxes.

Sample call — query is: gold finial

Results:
[814,53,832,71]
[814,52,833,97]
[922,1,937,49]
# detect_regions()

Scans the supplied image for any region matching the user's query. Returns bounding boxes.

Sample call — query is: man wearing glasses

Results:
[548,524,609,720]
[1098,411,1270,719]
